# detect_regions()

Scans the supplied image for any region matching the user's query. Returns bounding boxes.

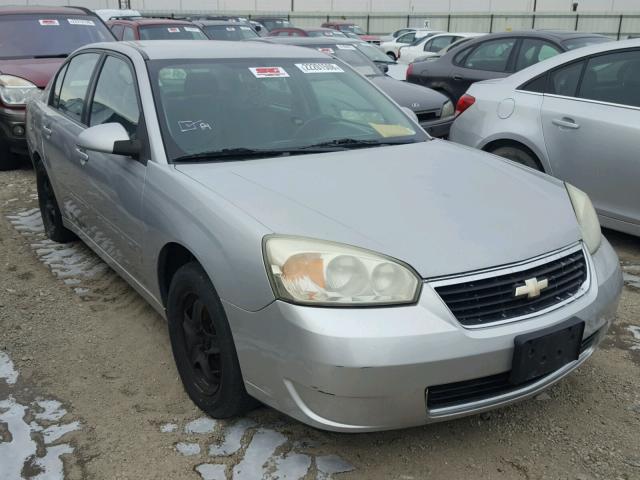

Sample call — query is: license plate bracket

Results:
[510,318,584,385]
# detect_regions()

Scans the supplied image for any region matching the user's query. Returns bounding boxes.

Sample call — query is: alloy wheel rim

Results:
[181,293,222,395]
[41,177,57,230]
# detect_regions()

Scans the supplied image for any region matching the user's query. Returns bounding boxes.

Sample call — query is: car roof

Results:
[194,20,251,26]
[259,37,362,46]
[110,17,196,26]
[324,20,355,25]
[0,6,94,15]
[83,40,331,60]
[467,29,608,41]
[504,37,640,84]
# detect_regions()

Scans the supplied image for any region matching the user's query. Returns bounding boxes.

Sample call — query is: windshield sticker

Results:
[167,27,180,33]
[295,63,344,74]
[178,120,212,132]
[38,19,60,26]
[249,67,290,78]
[369,123,416,138]
[184,26,200,32]
[240,26,251,30]
[226,26,236,31]
[67,18,95,26]
[336,44,357,50]
[317,47,335,54]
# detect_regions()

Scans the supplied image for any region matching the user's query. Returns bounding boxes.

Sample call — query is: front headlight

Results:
[0,75,38,106]
[441,100,454,118]
[565,183,601,254]
[263,235,421,306]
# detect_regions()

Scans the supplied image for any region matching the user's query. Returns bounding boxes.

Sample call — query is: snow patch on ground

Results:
[0,352,80,480]
[176,442,201,456]
[623,265,640,289]
[185,417,218,434]
[627,325,640,351]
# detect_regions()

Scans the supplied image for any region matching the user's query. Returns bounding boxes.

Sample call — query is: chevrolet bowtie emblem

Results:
[514,277,549,299]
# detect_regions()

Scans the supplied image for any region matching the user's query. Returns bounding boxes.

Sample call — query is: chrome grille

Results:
[433,247,588,327]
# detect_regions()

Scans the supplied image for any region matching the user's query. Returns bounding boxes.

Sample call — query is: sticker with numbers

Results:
[336,44,356,50]
[67,18,95,26]
[38,19,59,26]
[317,47,335,54]
[226,27,236,31]
[295,63,344,74]
[167,27,180,33]
[184,26,200,32]
[249,67,290,78]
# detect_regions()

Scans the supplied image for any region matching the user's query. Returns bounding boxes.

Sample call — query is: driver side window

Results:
[397,32,415,44]
[89,55,140,138]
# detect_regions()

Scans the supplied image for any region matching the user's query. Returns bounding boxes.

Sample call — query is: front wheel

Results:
[489,145,542,171]
[167,262,257,418]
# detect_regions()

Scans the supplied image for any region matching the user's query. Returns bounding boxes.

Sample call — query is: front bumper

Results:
[0,105,27,155]
[420,115,454,138]
[225,238,622,432]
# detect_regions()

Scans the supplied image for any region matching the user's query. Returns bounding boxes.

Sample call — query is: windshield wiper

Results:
[172,147,340,163]
[300,138,417,150]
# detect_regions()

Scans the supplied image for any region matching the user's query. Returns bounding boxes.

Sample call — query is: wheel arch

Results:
[157,242,199,308]
[480,137,548,173]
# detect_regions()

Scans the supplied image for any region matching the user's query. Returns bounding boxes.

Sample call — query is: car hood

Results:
[0,58,65,88]
[175,141,582,278]
[370,75,448,111]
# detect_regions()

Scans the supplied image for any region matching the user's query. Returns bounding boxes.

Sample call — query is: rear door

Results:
[42,52,101,231]
[541,48,640,227]
[449,37,517,101]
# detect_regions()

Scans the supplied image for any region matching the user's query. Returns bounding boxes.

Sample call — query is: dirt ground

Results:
[0,167,638,480]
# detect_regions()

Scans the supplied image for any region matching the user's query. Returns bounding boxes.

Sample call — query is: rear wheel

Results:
[35,163,76,243]
[167,262,257,418]
[0,140,22,171]
[386,52,397,61]
[489,145,542,171]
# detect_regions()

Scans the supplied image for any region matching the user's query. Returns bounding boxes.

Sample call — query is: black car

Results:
[257,37,455,138]
[406,30,611,104]
[193,20,260,40]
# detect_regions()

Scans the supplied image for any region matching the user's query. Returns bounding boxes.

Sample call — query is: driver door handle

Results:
[75,147,89,165]
[452,74,464,81]
[43,125,52,138]
[552,117,580,130]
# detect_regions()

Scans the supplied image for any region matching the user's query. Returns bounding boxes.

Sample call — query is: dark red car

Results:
[268,27,347,38]
[0,6,114,169]
[321,21,381,45]
[107,18,207,41]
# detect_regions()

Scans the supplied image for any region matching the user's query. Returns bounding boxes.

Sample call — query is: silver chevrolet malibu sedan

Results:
[26,41,622,432]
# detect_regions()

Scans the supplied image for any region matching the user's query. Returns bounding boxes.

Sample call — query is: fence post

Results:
[447,14,451,31]
[366,14,370,34]
[489,14,494,33]
[326,14,330,23]
[531,13,535,29]
[574,14,579,31]
[406,14,410,28]
[617,14,623,39]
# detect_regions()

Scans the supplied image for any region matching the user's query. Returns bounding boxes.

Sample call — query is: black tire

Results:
[386,52,397,61]
[35,163,76,243]
[489,145,542,171]
[167,262,257,418]
[0,140,22,171]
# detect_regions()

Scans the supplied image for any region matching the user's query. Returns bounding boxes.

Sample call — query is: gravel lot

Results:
[0,167,639,480]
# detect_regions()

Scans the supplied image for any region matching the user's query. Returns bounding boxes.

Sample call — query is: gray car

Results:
[26,40,622,432]
[450,39,640,237]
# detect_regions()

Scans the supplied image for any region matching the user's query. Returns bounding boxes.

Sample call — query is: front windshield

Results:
[315,45,380,76]
[308,30,344,38]
[563,36,611,50]
[0,14,114,59]
[356,42,395,63]
[139,25,207,40]
[262,19,292,31]
[203,24,258,40]
[338,24,365,35]
[149,58,426,161]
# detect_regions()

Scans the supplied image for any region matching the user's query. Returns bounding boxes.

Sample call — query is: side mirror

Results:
[254,24,262,32]
[374,61,390,74]
[77,123,140,158]
[401,106,419,123]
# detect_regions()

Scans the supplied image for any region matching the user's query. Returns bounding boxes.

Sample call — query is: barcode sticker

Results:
[337,44,356,50]
[67,19,95,26]
[295,63,344,74]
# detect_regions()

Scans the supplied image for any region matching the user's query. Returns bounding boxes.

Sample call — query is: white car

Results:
[381,29,443,60]
[399,32,485,64]
[379,27,416,43]
[94,8,141,21]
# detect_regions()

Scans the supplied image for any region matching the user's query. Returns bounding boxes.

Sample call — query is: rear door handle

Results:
[42,125,52,138]
[552,118,580,130]
[75,147,89,165]
[452,74,464,81]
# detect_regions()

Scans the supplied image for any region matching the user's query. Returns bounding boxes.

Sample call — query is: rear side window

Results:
[515,39,561,71]
[50,63,69,108]
[426,35,455,53]
[110,24,124,40]
[122,27,136,40]
[463,38,516,72]
[520,73,547,93]
[397,32,416,44]
[547,61,584,97]
[578,50,640,107]
[57,53,100,123]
